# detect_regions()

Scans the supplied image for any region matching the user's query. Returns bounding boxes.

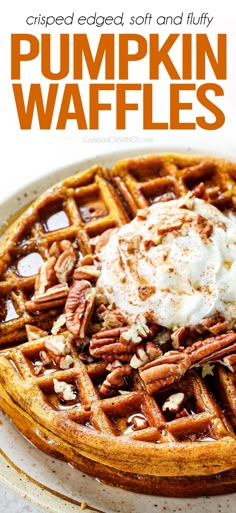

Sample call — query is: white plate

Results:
[0,147,236,513]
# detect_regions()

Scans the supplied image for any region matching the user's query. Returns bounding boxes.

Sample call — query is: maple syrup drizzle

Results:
[16,252,44,277]
[43,210,69,232]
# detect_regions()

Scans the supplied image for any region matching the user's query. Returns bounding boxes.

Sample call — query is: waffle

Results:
[0,153,236,498]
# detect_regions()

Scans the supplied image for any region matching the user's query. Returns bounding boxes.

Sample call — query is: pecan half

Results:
[187,331,236,365]
[65,280,96,337]
[191,315,228,336]
[140,332,236,393]
[99,364,132,396]
[139,351,191,394]
[89,327,132,362]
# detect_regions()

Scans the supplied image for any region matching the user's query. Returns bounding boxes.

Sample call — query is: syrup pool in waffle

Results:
[0,153,236,498]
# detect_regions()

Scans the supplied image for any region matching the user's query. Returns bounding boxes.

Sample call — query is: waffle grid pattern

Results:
[0,154,236,494]
[0,166,129,346]
[0,334,235,446]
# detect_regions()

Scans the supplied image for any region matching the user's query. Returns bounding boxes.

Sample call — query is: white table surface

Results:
[0,484,43,513]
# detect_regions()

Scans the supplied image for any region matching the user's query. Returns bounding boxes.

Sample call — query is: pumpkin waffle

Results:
[0,153,236,498]
[0,164,129,348]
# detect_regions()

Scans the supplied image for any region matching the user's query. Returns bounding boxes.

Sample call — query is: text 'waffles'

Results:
[11,33,227,130]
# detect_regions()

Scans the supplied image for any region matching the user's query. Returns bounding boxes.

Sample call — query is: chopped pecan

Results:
[89,327,132,362]
[44,334,71,357]
[143,236,162,251]
[49,240,76,259]
[33,349,52,375]
[130,342,162,369]
[127,414,149,431]
[34,256,57,296]
[143,239,156,251]
[153,192,176,203]
[201,316,228,335]
[53,378,77,401]
[34,363,44,376]
[106,360,123,372]
[127,235,141,252]
[102,308,128,330]
[65,280,96,337]
[171,326,188,349]
[148,324,161,338]
[136,208,149,220]
[130,345,149,369]
[99,364,132,396]
[94,304,107,321]
[51,313,66,335]
[39,350,51,366]
[25,324,48,342]
[95,293,109,306]
[162,392,185,412]
[179,194,195,210]
[191,182,205,198]
[74,265,100,282]
[120,314,149,345]
[196,214,213,239]
[138,286,156,301]
[207,321,228,335]
[59,354,74,369]
[78,254,94,266]
[139,351,191,394]
[206,185,221,199]
[54,249,77,284]
[157,218,184,235]
[146,341,162,360]
[33,283,69,303]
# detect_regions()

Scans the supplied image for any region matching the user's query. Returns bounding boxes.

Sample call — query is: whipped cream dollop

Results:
[96,196,236,329]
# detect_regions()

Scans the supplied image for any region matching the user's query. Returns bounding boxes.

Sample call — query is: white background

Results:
[1,0,236,204]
